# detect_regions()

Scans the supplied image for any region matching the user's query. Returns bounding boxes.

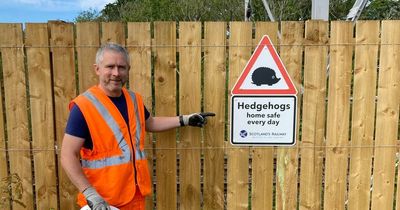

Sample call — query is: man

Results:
[61,43,214,210]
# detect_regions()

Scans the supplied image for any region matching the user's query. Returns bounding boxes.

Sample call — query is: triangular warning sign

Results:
[231,35,297,95]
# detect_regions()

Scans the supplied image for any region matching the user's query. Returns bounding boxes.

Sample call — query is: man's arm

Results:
[60,133,91,192]
[145,112,216,132]
[145,116,180,132]
[61,133,111,209]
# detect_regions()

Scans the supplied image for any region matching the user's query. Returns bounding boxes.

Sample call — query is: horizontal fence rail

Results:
[0,20,399,210]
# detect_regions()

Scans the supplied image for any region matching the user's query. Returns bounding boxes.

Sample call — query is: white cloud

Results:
[11,0,74,11]
[10,0,116,11]
[78,0,116,10]
[13,0,47,5]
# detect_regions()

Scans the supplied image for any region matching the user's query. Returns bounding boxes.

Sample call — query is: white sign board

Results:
[230,35,297,146]
[230,95,296,145]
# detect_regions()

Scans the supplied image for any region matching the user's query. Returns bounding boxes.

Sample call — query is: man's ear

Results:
[94,64,100,75]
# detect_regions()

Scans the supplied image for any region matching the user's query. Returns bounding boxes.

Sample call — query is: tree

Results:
[329,0,355,20]
[250,0,312,21]
[361,0,400,19]
[99,0,245,22]
[74,9,104,22]
[75,0,400,22]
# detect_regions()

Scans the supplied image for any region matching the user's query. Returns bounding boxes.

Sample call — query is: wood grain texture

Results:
[101,22,126,45]
[0,56,8,209]
[49,21,78,210]
[203,21,226,210]
[276,21,304,210]
[76,22,100,93]
[154,21,177,210]
[323,21,353,210]
[0,23,33,210]
[26,23,58,210]
[178,21,202,210]
[227,21,252,210]
[348,20,379,210]
[371,20,400,210]
[299,20,328,210]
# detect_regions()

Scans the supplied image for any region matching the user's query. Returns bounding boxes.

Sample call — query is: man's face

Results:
[95,50,129,97]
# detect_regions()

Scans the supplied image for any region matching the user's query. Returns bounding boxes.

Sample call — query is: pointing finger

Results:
[200,112,215,117]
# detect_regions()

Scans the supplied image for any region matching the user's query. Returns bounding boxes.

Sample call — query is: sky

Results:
[0,0,116,23]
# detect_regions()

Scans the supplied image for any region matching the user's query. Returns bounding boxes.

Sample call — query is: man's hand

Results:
[180,112,216,127]
[82,187,110,210]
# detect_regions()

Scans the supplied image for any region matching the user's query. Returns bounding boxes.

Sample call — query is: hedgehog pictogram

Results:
[251,67,281,86]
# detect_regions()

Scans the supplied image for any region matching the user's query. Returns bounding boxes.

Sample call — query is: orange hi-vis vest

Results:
[70,86,151,207]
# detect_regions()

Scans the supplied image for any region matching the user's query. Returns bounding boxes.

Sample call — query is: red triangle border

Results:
[231,35,297,95]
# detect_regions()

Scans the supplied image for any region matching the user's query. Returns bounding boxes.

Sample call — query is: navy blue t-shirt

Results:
[65,93,150,149]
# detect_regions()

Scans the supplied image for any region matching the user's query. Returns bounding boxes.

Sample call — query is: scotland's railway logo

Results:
[239,130,248,138]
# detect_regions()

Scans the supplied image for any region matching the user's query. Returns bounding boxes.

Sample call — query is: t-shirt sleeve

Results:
[144,105,150,120]
[65,104,89,139]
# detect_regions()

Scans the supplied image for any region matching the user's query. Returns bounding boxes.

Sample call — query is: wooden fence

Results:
[0,20,399,210]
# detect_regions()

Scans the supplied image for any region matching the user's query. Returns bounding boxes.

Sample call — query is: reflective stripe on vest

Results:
[80,91,145,169]
[128,91,146,160]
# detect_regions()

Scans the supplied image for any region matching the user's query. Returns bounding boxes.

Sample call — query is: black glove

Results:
[180,112,216,127]
[82,187,110,210]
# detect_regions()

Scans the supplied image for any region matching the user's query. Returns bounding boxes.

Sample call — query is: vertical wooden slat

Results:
[0,62,9,210]
[323,21,353,210]
[126,22,153,210]
[25,23,57,210]
[348,20,379,210]
[397,148,400,210]
[371,20,400,210]
[203,21,226,210]
[127,22,152,104]
[49,21,78,210]
[0,25,11,210]
[101,22,125,45]
[178,21,202,210]
[276,21,304,210]
[0,23,33,210]
[154,21,177,210]
[299,20,328,210]
[251,21,278,210]
[76,22,100,93]
[227,21,252,210]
